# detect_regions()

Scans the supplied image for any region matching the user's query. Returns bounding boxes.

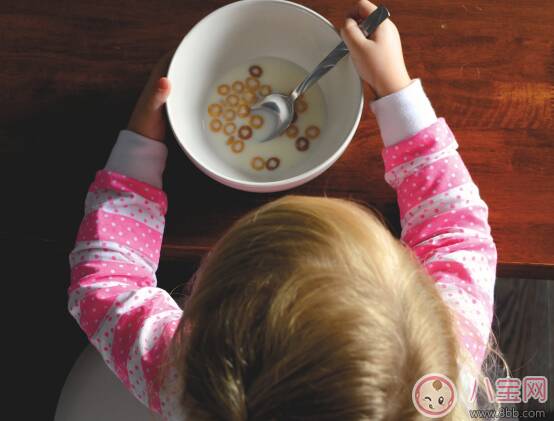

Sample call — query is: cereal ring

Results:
[231,140,245,153]
[259,85,272,97]
[223,122,236,136]
[237,103,251,118]
[305,125,320,139]
[226,94,240,107]
[242,91,257,105]
[223,109,236,121]
[285,125,299,139]
[245,76,260,91]
[238,125,253,140]
[266,157,280,170]
[249,65,263,78]
[251,156,265,171]
[295,137,310,151]
[232,81,245,93]
[218,84,230,95]
[208,103,223,118]
[295,99,308,113]
[209,119,222,132]
[250,114,264,129]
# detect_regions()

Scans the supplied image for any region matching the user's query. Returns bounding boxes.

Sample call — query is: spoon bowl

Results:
[252,93,295,139]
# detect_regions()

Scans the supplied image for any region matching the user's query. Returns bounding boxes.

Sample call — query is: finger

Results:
[356,0,378,18]
[147,49,175,86]
[140,50,174,100]
[144,49,176,89]
[341,17,373,51]
[347,0,377,22]
[346,1,393,44]
[150,77,171,110]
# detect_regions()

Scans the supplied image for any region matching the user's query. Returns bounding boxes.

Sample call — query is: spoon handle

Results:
[291,5,390,100]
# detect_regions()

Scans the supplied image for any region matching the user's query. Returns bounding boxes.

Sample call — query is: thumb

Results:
[341,17,373,54]
[149,77,171,110]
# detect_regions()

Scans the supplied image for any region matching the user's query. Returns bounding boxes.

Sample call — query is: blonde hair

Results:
[165,195,503,420]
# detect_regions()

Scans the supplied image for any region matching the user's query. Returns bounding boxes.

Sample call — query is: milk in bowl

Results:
[203,57,327,181]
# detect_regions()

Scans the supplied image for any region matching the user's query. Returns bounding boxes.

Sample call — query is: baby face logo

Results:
[412,373,457,418]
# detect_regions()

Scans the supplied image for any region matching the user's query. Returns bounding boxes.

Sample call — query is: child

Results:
[68,1,499,419]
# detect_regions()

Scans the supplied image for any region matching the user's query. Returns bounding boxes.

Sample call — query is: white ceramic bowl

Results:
[166,0,363,192]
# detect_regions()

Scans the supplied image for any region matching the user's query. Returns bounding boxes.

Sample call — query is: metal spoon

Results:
[252,5,390,143]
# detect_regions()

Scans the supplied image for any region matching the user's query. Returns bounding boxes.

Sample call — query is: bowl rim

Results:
[166,0,364,192]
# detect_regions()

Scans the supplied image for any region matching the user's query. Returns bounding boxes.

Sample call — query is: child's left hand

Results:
[127,50,173,143]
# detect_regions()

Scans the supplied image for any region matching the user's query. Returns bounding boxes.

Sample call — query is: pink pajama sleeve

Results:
[67,169,183,419]
[382,118,497,368]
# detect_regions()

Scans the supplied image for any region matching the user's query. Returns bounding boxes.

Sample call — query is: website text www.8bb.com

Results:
[468,408,546,419]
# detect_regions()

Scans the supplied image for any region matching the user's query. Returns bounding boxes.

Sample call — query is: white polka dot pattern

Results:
[439,282,492,340]
[68,280,131,318]
[76,209,163,271]
[159,367,187,420]
[85,189,165,234]
[400,182,483,230]
[68,169,184,418]
[383,118,497,370]
[126,310,180,407]
[385,140,458,188]
[437,250,496,295]
[69,240,155,275]
[88,289,135,364]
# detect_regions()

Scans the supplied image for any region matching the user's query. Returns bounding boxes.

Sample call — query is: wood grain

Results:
[1,0,553,278]
[493,277,553,414]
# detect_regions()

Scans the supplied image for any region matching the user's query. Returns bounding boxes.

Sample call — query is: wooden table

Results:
[2,0,553,278]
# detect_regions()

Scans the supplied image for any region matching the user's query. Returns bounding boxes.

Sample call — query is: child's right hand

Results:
[340,0,412,98]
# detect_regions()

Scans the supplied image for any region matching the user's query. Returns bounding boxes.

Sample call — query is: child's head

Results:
[168,195,473,420]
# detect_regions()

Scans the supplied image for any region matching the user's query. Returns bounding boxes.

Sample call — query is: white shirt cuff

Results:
[104,130,168,189]
[369,79,438,147]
